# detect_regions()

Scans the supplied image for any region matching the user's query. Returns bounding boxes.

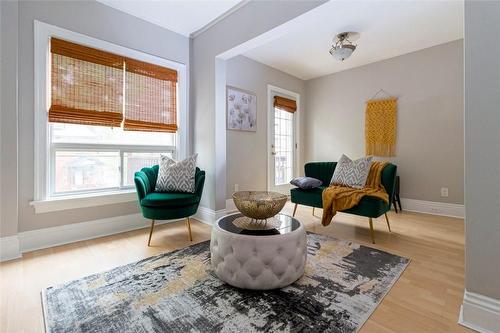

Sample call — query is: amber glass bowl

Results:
[232,191,287,221]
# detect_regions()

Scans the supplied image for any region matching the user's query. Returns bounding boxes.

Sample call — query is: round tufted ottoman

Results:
[210,213,307,290]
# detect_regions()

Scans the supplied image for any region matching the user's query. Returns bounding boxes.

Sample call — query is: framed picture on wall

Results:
[226,86,257,132]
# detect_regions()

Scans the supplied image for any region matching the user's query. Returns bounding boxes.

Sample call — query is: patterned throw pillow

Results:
[155,154,198,193]
[330,154,373,189]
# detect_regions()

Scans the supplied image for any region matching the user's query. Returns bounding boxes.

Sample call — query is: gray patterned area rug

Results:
[42,233,409,333]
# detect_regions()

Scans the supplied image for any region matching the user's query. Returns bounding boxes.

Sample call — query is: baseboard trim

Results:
[2,197,464,262]
[225,199,237,214]
[228,197,463,219]
[0,205,222,262]
[194,205,227,226]
[400,198,464,218]
[459,290,500,333]
[0,235,21,262]
[17,213,183,255]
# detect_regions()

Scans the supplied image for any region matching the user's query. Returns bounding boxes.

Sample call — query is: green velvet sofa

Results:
[134,165,205,246]
[290,162,397,243]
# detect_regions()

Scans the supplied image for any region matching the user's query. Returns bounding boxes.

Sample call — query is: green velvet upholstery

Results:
[141,192,200,208]
[134,166,205,221]
[290,186,327,208]
[291,162,397,219]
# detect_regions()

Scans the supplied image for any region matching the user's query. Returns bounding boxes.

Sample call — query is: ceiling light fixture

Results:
[329,32,359,61]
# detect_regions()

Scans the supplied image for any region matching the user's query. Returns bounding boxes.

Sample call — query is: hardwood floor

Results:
[0,202,470,332]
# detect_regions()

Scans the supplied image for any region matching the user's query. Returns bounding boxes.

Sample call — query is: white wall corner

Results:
[0,235,21,262]
[459,290,500,333]
[400,198,465,218]
[193,205,226,226]
[225,198,237,214]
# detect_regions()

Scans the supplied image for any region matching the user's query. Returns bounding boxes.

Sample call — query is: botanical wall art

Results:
[227,86,257,132]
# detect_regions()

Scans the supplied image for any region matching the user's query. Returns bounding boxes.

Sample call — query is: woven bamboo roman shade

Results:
[123,59,178,132]
[50,38,124,127]
[274,96,297,113]
[49,38,178,132]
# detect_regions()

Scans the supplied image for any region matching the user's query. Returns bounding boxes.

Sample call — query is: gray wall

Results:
[0,1,19,237]
[191,1,326,211]
[464,1,500,300]
[3,0,189,233]
[225,56,305,199]
[304,40,464,204]
[0,0,2,235]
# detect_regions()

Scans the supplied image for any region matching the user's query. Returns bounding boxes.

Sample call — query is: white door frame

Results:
[267,84,301,194]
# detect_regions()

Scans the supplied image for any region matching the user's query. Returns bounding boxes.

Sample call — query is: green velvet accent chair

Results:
[290,162,397,243]
[134,165,205,246]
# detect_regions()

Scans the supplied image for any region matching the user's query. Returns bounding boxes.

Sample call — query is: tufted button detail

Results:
[210,217,307,290]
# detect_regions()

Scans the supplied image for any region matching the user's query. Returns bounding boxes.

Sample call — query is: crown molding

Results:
[190,0,251,39]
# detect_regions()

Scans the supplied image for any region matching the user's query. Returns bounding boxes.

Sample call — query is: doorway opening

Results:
[267,85,300,195]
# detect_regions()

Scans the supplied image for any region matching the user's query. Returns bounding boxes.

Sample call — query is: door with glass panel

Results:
[269,92,297,195]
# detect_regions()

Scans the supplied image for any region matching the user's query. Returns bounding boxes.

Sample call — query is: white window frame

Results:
[30,21,188,213]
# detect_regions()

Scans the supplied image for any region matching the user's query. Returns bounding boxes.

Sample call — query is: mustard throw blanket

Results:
[321,161,389,226]
[365,98,397,157]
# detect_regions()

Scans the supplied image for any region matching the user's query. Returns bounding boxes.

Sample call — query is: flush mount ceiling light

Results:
[329,32,360,61]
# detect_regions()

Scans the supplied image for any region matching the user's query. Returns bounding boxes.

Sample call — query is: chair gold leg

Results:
[147,219,155,246]
[312,207,315,216]
[368,218,375,244]
[186,217,193,241]
[293,203,298,217]
[384,213,392,232]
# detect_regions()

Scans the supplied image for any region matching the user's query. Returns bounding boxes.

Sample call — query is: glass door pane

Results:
[274,108,294,185]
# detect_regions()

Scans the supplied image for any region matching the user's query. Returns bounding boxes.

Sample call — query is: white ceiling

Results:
[243,1,464,80]
[97,0,243,37]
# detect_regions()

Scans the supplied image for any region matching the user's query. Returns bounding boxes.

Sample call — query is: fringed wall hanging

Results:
[365,90,397,156]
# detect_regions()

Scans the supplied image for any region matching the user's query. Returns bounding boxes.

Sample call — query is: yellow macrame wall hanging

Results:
[365,97,398,157]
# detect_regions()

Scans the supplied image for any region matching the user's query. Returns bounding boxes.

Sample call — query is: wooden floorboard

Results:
[0,202,471,332]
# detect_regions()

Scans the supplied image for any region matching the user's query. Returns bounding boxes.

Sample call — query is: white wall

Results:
[225,56,305,198]
[2,0,189,234]
[191,1,326,211]
[0,1,19,237]
[463,0,500,312]
[0,0,2,235]
[304,40,464,204]
[0,0,328,240]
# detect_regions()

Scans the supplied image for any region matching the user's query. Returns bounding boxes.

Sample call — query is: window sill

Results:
[30,190,138,214]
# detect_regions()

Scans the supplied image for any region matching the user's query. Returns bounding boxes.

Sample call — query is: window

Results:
[47,38,178,197]
[33,21,187,207]
[50,123,174,196]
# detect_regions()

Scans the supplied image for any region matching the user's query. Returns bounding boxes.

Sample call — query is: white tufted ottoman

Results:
[210,213,307,290]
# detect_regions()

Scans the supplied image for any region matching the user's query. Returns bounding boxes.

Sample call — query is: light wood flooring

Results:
[0,202,470,332]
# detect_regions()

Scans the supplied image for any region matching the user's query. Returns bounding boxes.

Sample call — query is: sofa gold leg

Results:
[186,217,193,241]
[293,203,298,217]
[148,220,155,246]
[384,213,392,232]
[368,218,375,244]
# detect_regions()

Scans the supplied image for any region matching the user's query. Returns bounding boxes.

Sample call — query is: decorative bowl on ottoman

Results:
[232,191,287,221]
